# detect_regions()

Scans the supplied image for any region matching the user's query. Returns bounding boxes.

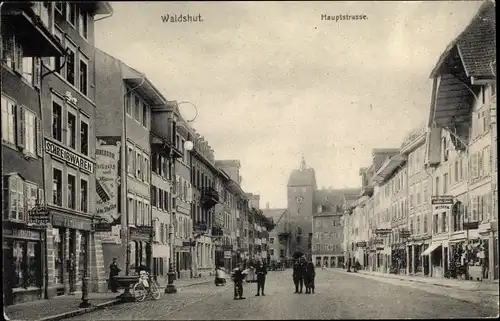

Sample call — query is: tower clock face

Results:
[296,196,304,204]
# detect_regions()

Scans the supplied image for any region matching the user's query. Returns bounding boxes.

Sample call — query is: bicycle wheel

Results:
[133,282,147,302]
[149,280,161,300]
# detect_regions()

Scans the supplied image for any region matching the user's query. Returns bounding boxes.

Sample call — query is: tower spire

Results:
[300,154,306,171]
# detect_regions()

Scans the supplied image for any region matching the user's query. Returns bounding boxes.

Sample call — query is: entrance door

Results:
[68,230,77,293]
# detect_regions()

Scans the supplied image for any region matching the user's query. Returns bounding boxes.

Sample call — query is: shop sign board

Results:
[356,241,367,248]
[375,229,391,235]
[431,195,454,214]
[373,238,384,245]
[95,139,121,244]
[224,251,232,258]
[28,205,50,226]
[52,213,92,231]
[45,138,94,173]
[4,228,41,240]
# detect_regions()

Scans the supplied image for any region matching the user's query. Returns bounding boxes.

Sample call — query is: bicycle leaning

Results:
[132,271,161,302]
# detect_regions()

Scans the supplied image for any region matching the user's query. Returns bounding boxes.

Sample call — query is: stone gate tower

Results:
[286,155,316,258]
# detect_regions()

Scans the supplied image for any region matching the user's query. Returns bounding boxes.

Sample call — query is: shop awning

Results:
[421,242,442,256]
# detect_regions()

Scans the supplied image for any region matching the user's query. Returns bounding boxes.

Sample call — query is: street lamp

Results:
[165,224,177,294]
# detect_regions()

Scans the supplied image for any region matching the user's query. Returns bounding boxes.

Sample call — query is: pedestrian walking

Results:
[255,260,267,296]
[109,258,121,293]
[231,263,247,300]
[305,260,316,294]
[67,254,76,295]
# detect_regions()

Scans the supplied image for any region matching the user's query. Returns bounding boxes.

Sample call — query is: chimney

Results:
[266,202,270,209]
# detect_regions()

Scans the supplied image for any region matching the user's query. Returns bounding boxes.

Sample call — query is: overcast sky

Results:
[95,1,482,209]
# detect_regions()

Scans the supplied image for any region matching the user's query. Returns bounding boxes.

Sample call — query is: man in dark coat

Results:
[109,258,121,293]
[255,260,267,296]
[305,260,316,294]
[293,257,306,293]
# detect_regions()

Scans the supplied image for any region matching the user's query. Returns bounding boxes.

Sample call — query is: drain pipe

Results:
[38,49,68,299]
[1,2,6,315]
[122,75,146,276]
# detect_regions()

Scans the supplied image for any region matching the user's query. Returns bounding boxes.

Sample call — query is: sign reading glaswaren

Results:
[431,195,454,214]
[45,139,94,173]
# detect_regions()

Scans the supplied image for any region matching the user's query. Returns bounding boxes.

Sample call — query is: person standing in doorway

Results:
[255,260,267,296]
[109,258,121,293]
[67,254,76,295]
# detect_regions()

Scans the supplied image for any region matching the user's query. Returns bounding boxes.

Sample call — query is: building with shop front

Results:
[312,190,348,268]
[2,1,66,305]
[190,132,219,278]
[425,0,497,281]
[94,48,160,280]
[38,1,112,298]
[373,151,408,275]
[400,125,432,276]
[370,149,400,273]
[149,101,183,284]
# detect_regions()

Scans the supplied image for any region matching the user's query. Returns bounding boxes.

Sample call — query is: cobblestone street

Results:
[63,270,498,320]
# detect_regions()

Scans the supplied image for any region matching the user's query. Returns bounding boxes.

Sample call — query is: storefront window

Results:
[10,240,41,288]
[13,241,25,287]
[54,228,63,284]
[26,242,39,287]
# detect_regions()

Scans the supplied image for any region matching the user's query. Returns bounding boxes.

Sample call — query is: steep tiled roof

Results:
[457,1,496,78]
[430,0,496,78]
[287,168,316,187]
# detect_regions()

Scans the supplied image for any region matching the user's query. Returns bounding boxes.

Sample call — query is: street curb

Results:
[332,269,490,292]
[35,299,123,321]
[160,279,213,291]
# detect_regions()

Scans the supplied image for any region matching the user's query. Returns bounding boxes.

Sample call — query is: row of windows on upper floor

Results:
[2,93,90,158]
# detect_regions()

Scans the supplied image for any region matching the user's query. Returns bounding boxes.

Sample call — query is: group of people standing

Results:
[229,260,268,300]
[292,256,315,294]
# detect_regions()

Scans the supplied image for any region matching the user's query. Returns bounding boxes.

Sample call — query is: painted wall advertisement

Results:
[95,139,121,244]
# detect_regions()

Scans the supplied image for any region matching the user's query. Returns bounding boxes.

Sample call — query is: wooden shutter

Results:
[449,164,453,185]
[38,188,44,206]
[33,57,41,89]
[3,177,10,220]
[36,117,43,157]
[484,147,490,174]
[478,151,484,177]
[14,41,23,73]
[16,105,26,149]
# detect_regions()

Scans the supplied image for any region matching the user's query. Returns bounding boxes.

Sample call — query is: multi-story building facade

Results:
[172,114,194,279]
[400,125,432,276]
[190,132,219,278]
[425,0,497,281]
[312,191,346,268]
[2,1,66,305]
[373,152,408,274]
[262,207,288,265]
[40,2,112,298]
[371,149,399,273]
[94,49,158,280]
[149,101,181,284]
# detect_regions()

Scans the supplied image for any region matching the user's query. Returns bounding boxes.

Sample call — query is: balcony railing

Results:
[202,187,219,208]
